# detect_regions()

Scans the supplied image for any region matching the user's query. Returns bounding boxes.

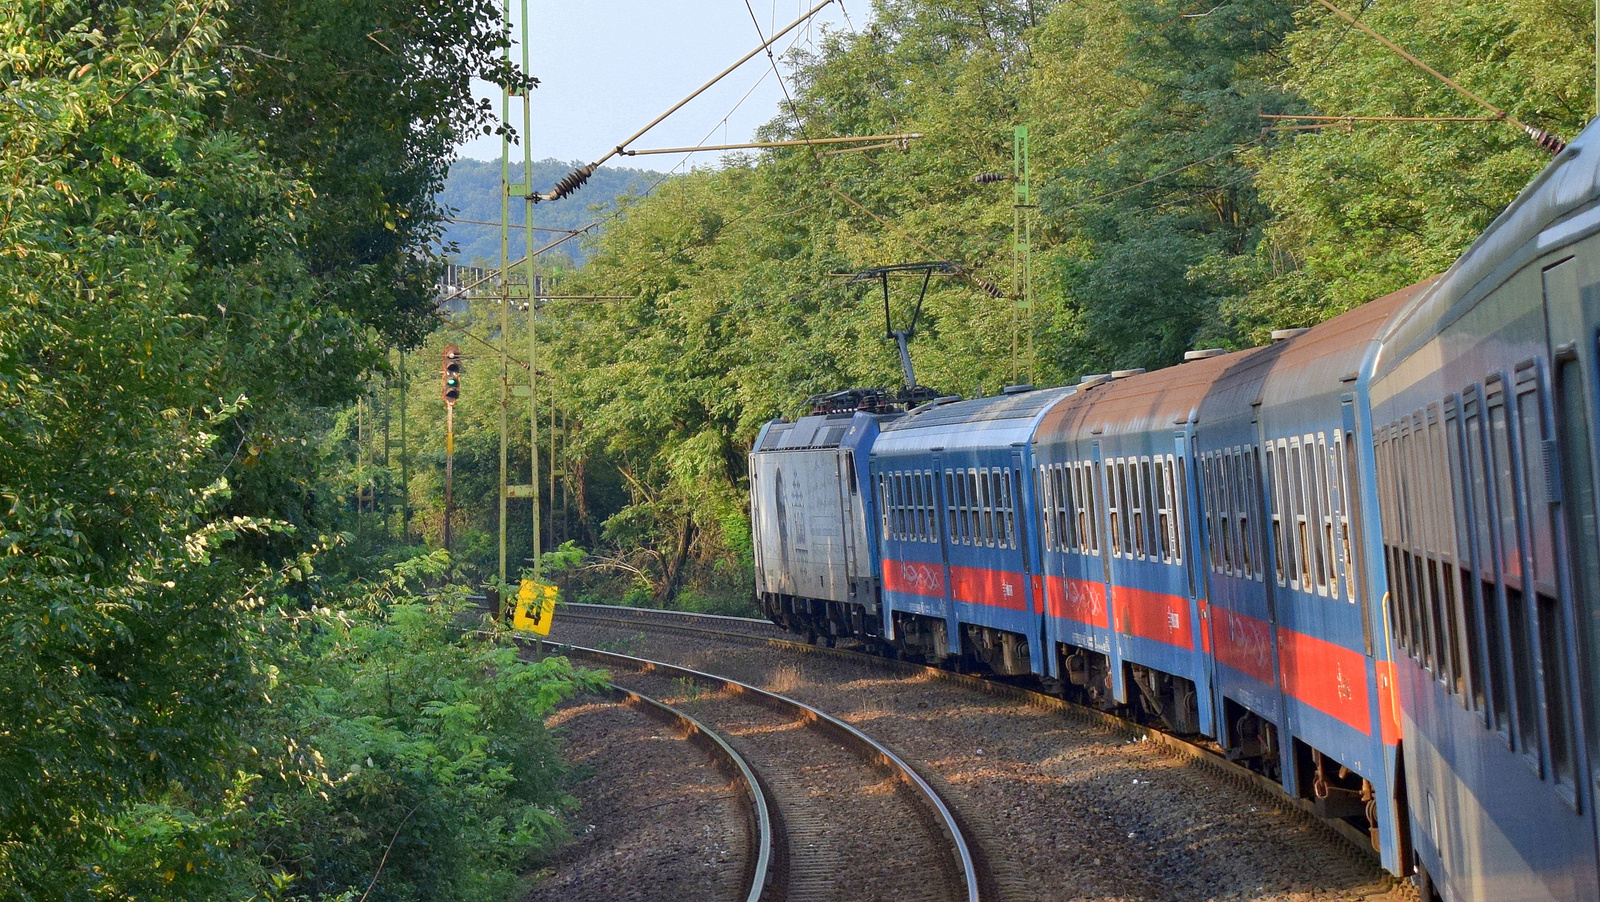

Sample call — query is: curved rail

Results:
[546,641,985,902]
[556,606,1384,863]
[564,601,775,628]
[599,683,774,902]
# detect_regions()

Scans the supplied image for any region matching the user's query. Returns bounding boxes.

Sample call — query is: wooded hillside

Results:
[404,0,1593,611]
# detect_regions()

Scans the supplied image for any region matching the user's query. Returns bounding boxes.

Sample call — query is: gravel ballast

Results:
[539,618,1413,902]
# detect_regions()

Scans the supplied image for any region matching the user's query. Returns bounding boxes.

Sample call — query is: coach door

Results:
[1545,258,1600,884]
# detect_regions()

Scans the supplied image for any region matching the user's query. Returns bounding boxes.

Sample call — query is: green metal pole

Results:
[398,349,410,538]
[523,0,541,579]
[1012,125,1034,385]
[497,0,512,612]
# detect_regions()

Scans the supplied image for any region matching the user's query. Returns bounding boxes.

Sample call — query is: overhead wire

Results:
[435,15,821,312]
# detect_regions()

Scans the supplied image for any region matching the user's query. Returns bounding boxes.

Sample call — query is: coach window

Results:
[1081,460,1094,553]
[1212,453,1229,574]
[1113,460,1130,558]
[915,471,926,543]
[1312,435,1334,598]
[1430,408,1468,696]
[1405,420,1441,671]
[1137,458,1154,560]
[1304,435,1327,595]
[886,472,898,541]
[1489,380,1540,759]
[1273,441,1294,587]
[1231,450,1245,577]
[999,469,1015,550]
[1332,433,1354,601]
[1113,460,1126,553]
[1175,457,1191,588]
[1249,447,1264,578]
[1170,456,1186,565]
[894,472,906,543]
[1464,390,1510,735]
[1129,459,1147,559]
[1061,465,1076,553]
[1288,441,1309,590]
[1516,366,1575,788]
[948,471,962,547]
[1241,447,1254,578]
[1042,466,1055,550]
[1216,452,1232,574]
[1446,400,1487,713]
[1087,462,1102,555]
[1227,450,1242,575]
[908,470,920,542]
[902,472,914,542]
[1145,460,1158,559]
[1153,457,1171,562]
[1375,431,1405,647]
[960,470,972,546]
[1063,465,1077,553]
[1417,414,1446,678]
[883,473,896,543]
[1202,454,1219,573]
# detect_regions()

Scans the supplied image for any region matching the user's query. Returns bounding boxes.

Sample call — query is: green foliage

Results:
[250,554,598,902]
[1240,0,1592,334]
[0,0,586,898]
[372,0,1595,615]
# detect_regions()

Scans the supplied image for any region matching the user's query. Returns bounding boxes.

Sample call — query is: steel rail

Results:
[598,682,774,902]
[555,606,1386,865]
[536,640,986,902]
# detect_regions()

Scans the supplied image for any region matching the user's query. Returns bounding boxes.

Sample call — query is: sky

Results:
[454,1,865,167]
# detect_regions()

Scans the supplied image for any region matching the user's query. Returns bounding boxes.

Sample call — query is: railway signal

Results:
[441,345,462,404]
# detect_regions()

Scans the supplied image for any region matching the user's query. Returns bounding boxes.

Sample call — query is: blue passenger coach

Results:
[1371,121,1600,901]
[1031,355,1248,735]
[870,387,1074,671]
[1199,285,1421,873]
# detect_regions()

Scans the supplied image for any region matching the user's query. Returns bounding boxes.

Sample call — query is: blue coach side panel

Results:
[1371,118,1600,902]
[870,387,1073,671]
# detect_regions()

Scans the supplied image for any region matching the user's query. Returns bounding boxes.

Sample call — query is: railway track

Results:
[528,639,988,902]
[548,604,1404,902]
[596,683,773,902]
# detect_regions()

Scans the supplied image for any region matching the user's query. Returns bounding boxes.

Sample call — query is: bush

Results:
[249,552,600,902]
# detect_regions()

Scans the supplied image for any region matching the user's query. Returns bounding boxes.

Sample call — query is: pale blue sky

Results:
[454,1,864,166]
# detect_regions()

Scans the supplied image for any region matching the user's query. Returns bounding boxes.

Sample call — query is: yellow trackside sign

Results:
[514,580,559,636]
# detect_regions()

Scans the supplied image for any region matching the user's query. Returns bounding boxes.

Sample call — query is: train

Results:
[749,118,1600,902]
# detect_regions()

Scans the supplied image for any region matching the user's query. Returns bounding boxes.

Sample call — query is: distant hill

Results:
[437,158,668,268]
